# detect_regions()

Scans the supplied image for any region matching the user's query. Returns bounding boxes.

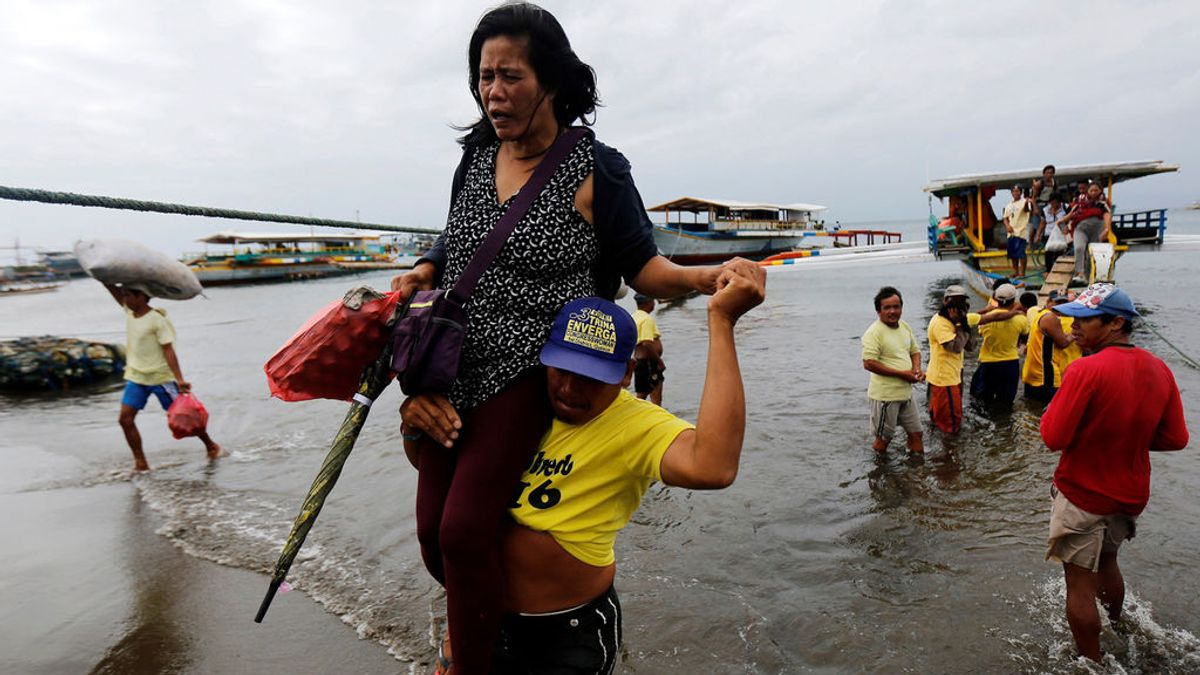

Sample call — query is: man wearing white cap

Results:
[1040,283,1189,662]
[926,285,1019,433]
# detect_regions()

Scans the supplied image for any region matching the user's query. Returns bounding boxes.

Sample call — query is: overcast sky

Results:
[2,0,1198,256]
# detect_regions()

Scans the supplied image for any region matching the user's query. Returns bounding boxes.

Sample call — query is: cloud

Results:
[1,0,1197,256]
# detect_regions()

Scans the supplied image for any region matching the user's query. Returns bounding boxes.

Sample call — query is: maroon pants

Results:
[415,368,551,674]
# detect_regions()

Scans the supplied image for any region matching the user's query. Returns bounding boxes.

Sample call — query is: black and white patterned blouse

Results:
[440,134,598,411]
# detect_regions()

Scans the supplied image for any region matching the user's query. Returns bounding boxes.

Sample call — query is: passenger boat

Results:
[647,197,827,264]
[0,280,60,296]
[37,251,85,277]
[923,160,1178,298]
[186,232,410,286]
[1,243,62,293]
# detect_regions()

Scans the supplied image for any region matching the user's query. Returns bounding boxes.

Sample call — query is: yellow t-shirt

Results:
[860,319,920,401]
[1022,309,1082,387]
[1025,306,1041,326]
[509,389,694,567]
[978,313,1030,363]
[1003,198,1031,240]
[124,307,177,385]
[926,312,981,387]
[632,309,660,343]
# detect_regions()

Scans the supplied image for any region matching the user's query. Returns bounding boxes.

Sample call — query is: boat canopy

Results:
[197,231,382,245]
[647,197,828,215]
[924,160,1178,198]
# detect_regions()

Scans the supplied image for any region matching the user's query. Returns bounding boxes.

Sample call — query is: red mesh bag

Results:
[168,393,209,439]
[264,287,402,402]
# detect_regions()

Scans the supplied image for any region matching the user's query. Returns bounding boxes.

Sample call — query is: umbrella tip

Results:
[254,579,283,623]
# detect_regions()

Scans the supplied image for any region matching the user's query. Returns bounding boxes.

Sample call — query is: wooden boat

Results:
[647,197,827,264]
[37,250,85,277]
[186,232,410,286]
[0,280,60,296]
[923,160,1178,298]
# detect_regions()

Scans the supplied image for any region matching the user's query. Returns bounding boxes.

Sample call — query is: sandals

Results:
[432,634,452,675]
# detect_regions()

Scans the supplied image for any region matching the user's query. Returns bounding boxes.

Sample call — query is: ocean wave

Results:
[132,473,442,668]
[1002,575,1200,674]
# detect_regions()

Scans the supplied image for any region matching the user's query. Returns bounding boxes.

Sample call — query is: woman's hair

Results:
[458,2,599,148]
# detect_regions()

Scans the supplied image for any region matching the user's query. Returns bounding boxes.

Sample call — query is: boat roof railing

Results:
[923,160,1179,198]
[197,231,383,245]
[647,197,828,214]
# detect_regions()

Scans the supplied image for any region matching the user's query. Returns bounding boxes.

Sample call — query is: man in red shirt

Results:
[1040,283,1189,662]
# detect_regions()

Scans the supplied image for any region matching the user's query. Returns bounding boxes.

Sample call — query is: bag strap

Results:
[449,126,587,302]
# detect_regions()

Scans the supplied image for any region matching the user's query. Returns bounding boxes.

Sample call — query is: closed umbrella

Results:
[254,341,396,623]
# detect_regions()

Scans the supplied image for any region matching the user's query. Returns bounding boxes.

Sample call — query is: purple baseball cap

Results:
[1053,283,1140,320]
[540,297,637,384]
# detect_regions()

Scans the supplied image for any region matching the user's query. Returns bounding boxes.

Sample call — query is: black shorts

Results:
[634,359,664,394]
[492,586,622,675]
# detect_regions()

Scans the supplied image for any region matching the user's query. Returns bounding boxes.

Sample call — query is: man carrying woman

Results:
[404,261,765,673]
[391,4,728,672]
[1063,181,1113,286]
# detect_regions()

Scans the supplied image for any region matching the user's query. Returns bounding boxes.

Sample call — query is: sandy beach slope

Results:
[0,477,405,674]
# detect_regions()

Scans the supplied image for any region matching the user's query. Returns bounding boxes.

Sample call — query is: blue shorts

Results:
[122,381,180,411]
[1007,236,1028,259]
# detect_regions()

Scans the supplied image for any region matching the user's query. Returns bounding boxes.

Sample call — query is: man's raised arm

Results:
[659,260,765,490]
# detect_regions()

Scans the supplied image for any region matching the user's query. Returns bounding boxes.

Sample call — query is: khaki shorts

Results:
[870,396,921,441]
[1045,485,1136,572]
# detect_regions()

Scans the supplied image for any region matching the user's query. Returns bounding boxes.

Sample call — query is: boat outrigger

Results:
[186,232,413,286]
[924,160,1178,298]
[648,197,828,264]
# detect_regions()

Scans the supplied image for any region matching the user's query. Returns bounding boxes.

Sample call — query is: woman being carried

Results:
[391,4,725,672]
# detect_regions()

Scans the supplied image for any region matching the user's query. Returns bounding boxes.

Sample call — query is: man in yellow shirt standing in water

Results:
[105,284,221,471]
[970,283,1029,406]
[861,286,924,454]
[926,285,1021,433]
[404,260,765,673]
[1022,289,1081,401]
[631,293,665,405]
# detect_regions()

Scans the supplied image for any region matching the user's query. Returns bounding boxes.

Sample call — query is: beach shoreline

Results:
[0,475,410,674]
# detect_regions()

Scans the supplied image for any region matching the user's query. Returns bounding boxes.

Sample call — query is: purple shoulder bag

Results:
[391,127,586,395]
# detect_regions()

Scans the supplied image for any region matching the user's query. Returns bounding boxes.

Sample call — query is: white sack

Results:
[75,239,204,300]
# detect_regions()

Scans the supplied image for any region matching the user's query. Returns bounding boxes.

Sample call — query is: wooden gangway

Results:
[1037,255,1075,303]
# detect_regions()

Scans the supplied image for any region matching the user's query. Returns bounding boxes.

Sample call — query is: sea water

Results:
[2,211,1199,673]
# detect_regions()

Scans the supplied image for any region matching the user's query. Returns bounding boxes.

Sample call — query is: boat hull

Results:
[191,263,361,286]
[652,227,803,264]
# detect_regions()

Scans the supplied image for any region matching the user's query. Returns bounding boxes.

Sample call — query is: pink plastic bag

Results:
[168,393,209,439]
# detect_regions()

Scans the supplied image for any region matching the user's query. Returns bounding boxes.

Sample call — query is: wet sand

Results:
[0,460,406,675]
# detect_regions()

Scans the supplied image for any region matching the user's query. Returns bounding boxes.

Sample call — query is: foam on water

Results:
[1002,575,1200,674]
[131,470,443,668]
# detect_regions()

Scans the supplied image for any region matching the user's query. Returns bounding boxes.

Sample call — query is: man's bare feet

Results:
[206,443,223,460]
[133,461,150,472]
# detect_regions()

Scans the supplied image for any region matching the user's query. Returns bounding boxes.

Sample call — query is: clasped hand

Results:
[709,258,766,321]
[400,394,461,448]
